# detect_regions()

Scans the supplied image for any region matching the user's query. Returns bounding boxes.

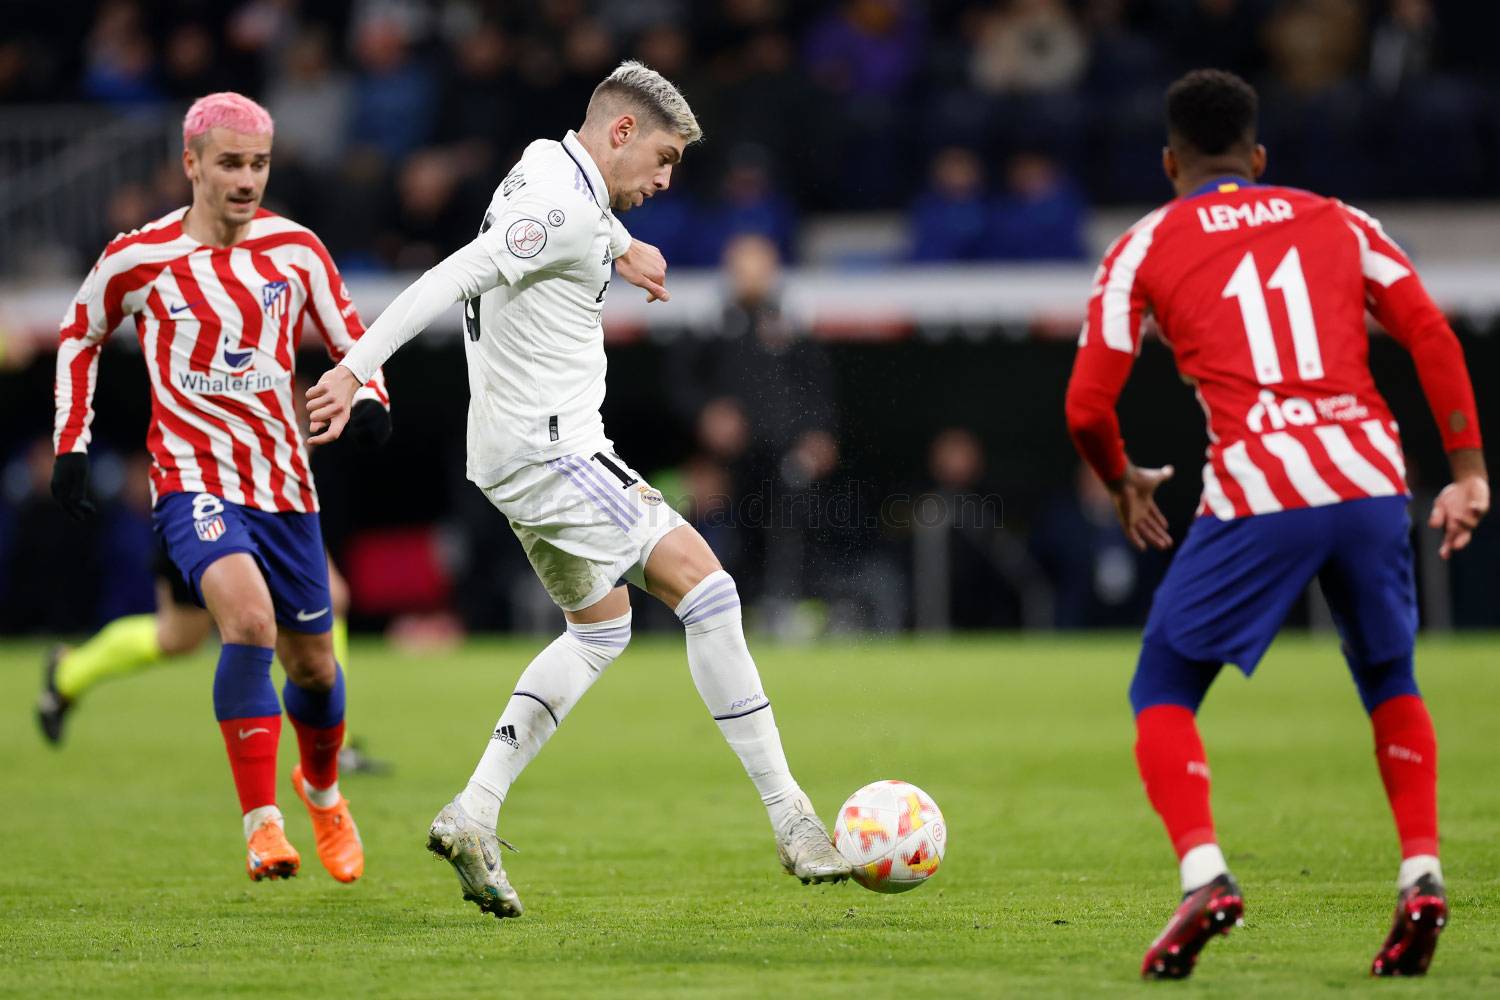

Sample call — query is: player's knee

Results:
[563,613,632,667]
[282,646,338,691]
[675,569,742,630]
[645,526,724,609]
[219,606,277,648]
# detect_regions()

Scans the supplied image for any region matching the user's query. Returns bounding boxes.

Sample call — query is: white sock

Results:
[1180,843,1229,892]
[676,571,802,829]
[243,804,284,840]
[303,776,341,809]
[1398,854,1442,891]
[461,612,631,831]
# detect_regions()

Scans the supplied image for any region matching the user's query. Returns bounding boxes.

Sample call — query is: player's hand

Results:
[50,452,95,521]
[1109,463,1175,551]
[614,238,670,303]
[1428,475,1489,560]
[305,366,360,445]
[344,399,393,451]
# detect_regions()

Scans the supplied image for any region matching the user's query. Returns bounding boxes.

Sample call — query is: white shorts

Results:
[482,443,686,612]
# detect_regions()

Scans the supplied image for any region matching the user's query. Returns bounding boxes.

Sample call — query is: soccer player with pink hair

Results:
[46,92,391,884]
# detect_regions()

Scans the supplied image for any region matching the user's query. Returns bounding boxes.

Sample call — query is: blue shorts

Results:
[152,492,333,634]
[1142,496,1417,675]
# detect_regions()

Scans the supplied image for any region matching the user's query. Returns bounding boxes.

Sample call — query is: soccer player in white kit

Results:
[306,61,850,917]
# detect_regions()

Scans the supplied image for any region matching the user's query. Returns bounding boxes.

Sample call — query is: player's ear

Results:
[1250,144,1267,180]
[182,146,197,184]
[1161,146,1177,184]
[612,113,636,149]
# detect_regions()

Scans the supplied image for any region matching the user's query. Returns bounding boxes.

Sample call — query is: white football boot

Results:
[775,795,852,885]
[426,796,523,919]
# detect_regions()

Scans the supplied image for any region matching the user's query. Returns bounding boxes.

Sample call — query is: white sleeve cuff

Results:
[608,215,633,259]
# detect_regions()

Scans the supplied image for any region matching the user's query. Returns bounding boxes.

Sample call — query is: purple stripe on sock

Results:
[682,596,742,626]
[571,635,630,648]
[569,628,631,642]
[679,579,736,617]
[564,456,639,526]
[549,460,632,533]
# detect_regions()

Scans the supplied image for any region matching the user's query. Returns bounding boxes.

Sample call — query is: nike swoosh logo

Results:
[238,727,270,739]
[295,607,329,622]
[314,740,341,751]
[170,300,203,315]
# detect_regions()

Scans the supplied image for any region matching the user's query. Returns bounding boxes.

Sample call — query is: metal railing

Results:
[0,105,180,275]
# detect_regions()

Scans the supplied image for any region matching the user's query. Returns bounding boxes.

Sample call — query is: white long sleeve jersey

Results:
[342,130,631,487]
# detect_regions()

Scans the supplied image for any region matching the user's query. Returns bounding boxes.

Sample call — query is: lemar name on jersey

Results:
[1196,197,1295,233]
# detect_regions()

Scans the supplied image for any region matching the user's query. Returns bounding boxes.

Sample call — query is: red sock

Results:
[1135,704,1217,859]
[289,718,344,791]
[218,715,281,813]
[1371,694,1439,858]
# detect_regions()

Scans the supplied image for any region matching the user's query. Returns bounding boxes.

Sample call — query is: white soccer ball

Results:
[833,779,947,893]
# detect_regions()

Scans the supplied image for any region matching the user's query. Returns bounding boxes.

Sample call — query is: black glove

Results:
[51,452,96,521]
[344,398,392,451]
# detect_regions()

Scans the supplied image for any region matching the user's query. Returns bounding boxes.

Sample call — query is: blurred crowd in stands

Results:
[3,0,1498,273]
[3,0,1497,637]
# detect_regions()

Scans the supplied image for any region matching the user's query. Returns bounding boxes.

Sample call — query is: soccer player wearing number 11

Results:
[1066,71,1488,979]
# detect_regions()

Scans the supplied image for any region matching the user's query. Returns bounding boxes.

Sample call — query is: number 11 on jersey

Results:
[1222,246,1325,385]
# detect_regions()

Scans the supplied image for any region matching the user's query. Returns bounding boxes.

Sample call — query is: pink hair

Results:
[182,92,274,149]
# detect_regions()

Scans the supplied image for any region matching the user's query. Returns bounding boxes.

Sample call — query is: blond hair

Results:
[586,60,702,144]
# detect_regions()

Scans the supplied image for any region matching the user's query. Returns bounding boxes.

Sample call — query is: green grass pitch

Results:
[2,634,1497,997]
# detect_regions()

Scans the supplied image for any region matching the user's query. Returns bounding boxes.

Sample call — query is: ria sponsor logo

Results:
[1246,390,1372,432]
[175,369,289,394]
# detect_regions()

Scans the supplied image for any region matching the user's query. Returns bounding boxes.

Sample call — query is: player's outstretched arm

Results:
[307,237,504,444]
[1428,448,1489,560]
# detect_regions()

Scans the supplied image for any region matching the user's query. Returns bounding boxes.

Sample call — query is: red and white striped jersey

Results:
[1066,180,1481,520]
[54,207,389,513]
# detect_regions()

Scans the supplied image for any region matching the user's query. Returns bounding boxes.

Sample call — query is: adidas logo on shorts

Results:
[492,724,519,749]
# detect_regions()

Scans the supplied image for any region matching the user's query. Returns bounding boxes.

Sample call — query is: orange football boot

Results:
[246,819,300,881]
[291,765,364,883]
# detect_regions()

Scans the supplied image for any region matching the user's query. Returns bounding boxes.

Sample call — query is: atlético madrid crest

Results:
[262,280,291,320]
[195,515,226,542]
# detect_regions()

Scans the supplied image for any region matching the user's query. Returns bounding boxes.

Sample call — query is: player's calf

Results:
[672,569,848,883]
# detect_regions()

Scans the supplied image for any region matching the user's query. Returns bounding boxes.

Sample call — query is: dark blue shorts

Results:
[1142,496,1417,675]
[152,492,332,634]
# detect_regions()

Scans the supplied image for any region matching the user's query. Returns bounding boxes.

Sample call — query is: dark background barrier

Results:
[4,314,1497,635]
